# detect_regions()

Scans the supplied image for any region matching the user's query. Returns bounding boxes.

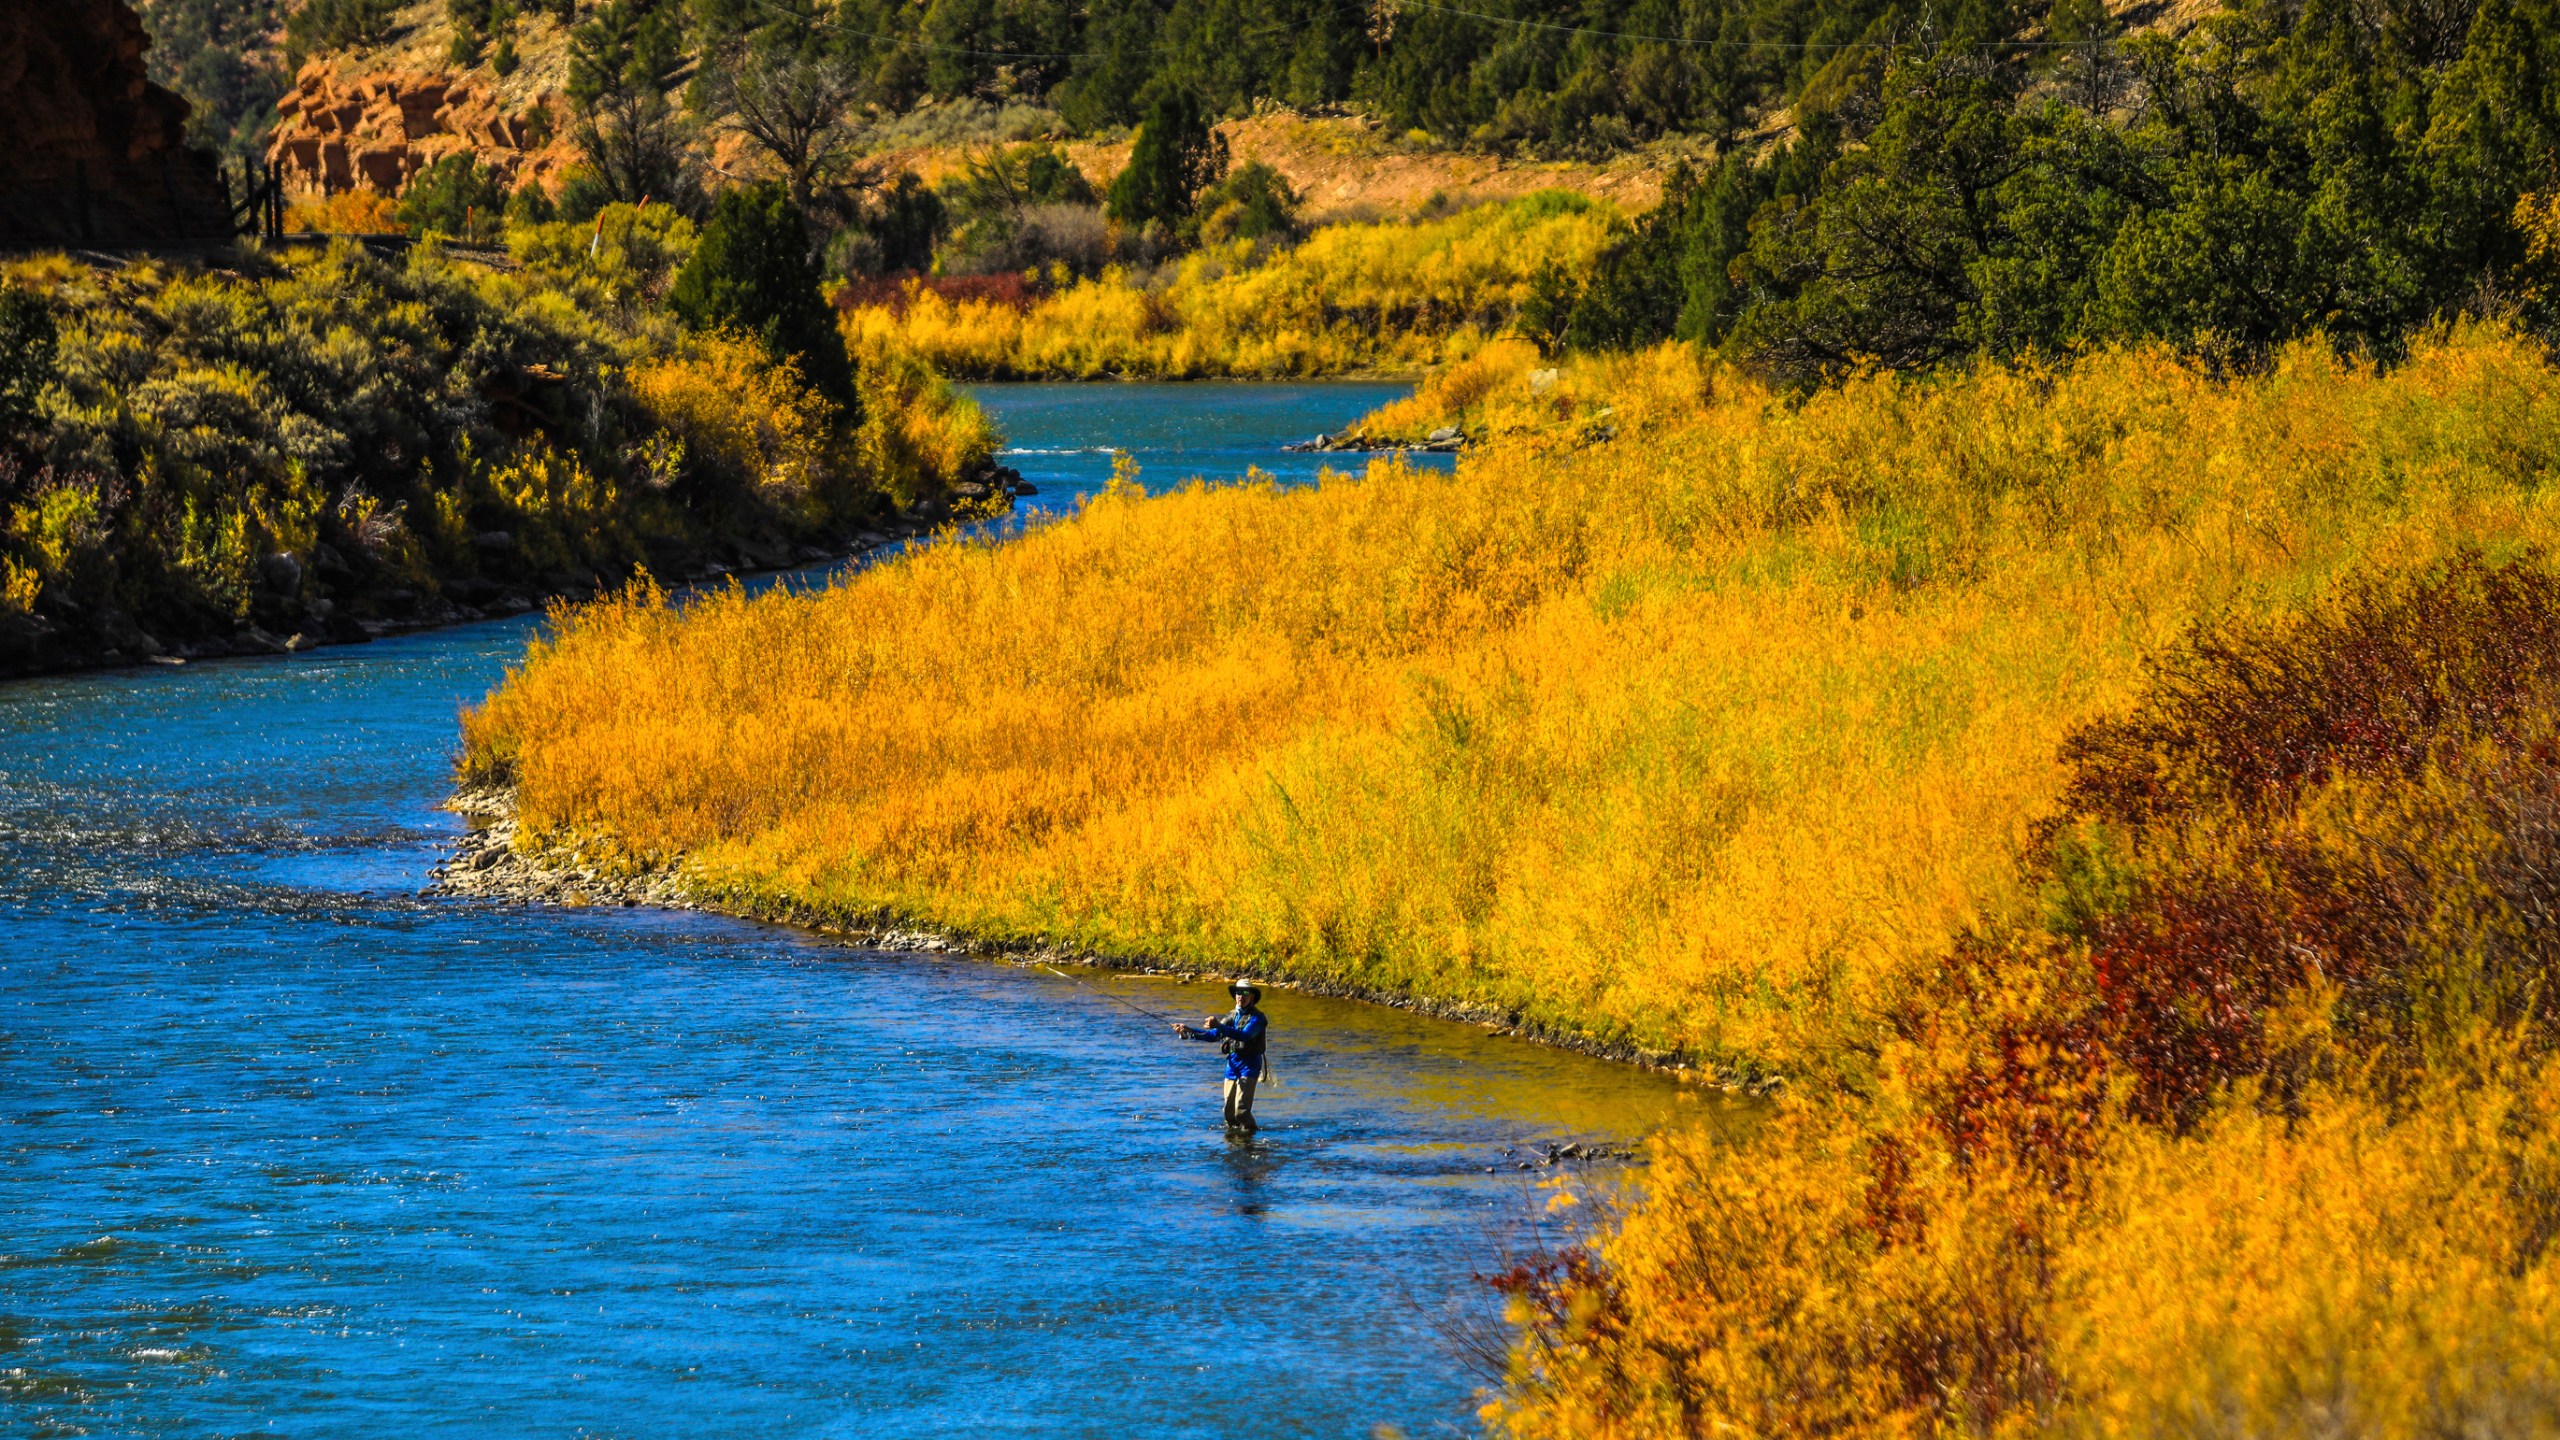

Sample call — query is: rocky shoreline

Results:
[1282,425,1468,454]
[429,783,1774,1096]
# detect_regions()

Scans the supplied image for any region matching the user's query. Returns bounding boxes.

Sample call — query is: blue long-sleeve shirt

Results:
[1183,1007,1267,1080]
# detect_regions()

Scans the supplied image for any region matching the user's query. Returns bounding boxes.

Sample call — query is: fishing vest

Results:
[1220,1012,1266,1060]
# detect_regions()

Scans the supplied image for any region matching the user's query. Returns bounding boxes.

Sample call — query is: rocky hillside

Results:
[0,0,232,247]
[899,111,1688,226]
[252,0,1689,214]
[267,61,574,197]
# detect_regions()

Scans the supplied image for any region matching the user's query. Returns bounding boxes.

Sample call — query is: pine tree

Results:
[1106,89,1227,230]
[669,183,859,416]
[0,289,57,439]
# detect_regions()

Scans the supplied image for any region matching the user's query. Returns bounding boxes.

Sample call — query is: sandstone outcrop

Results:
[0,0,234,246]
[266,60,565,197]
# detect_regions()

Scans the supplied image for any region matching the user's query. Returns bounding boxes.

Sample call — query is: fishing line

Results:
[1043,964,1280,1088]
[1042,962,1183,1025]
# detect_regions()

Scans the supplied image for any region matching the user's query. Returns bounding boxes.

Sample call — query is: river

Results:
[972,380,1453,517]
[0,385,1691,1438]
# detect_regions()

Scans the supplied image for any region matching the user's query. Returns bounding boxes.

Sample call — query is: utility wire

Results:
[1385,0,2126,51]
[749,0,2119,65]
[747,0,1307,62]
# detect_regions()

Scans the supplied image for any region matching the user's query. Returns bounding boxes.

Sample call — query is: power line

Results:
[739,0,2118,74]
[1385,0,2123,51]
[747,0,1306,61]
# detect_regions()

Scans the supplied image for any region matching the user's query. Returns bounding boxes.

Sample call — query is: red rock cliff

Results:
[0,0,233,246]
[267,61,569,197]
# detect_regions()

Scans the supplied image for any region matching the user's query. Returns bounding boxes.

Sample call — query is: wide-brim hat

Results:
[1227,980,1263,997]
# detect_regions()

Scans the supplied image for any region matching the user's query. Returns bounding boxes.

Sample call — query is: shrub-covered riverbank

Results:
[1489,551,2560,1437]
[0,210,1000,677]
[453,328,2560,1074]
[837,192,1618,380]
[457,327,2560,1429]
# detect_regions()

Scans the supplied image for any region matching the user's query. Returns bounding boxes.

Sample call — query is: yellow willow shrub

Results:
[7,485,105,588]
[628,331,845,523]
[1355,337,1547,436]
[0,558,37,613]
[1356,338,1709,451]
[508,204,699,302]
[477,441,639,574]
[2050,1063,2560,1438]
[847,329,1001,508]
[2521,192,2560,306]
[1489,1059,2560,1440]
[462,327,2560,1077]
[1484,1102,2072,1440]
[1490,550,2560,1438]
[841,194,1620,379]
[844,285,1030,378]
[285,190,398,234]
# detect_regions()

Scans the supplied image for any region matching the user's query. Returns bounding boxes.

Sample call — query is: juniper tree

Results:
[669,183,859,415]
[1106,89,1226,232]
[0,290,57,440]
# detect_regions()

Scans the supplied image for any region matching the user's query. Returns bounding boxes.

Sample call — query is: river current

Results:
[0,386,1691,1438]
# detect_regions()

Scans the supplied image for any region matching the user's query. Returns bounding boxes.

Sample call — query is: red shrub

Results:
[2060,552,2560,833]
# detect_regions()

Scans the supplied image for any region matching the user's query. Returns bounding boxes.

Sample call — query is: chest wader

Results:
[1220,1026,1269,1130]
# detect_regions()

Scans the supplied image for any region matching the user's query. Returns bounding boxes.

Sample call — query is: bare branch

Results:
[708,52,877,216]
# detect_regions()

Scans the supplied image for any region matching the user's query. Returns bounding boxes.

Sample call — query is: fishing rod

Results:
[1048,964,1283,1089]
[1042,963,1184,1026]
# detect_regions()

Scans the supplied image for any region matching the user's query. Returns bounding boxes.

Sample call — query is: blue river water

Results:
[967,381,1452,518]
[0,386,1702,1438]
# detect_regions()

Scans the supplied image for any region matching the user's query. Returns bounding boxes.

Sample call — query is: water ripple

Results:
[0,385,1706,1440]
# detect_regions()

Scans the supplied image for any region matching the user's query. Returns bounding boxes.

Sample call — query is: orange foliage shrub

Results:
[284,190,401,234]
[459,327,2560,1434]
[840,193,1621,378]
[1496,552,2560,1438]
[463,327,2560,1075]
[629,331,850,526]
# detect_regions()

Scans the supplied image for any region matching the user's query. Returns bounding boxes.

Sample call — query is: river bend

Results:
[0,385,1684,1438]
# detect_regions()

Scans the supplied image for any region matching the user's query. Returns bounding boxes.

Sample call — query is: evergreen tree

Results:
[564,0,697,211]
[1560,115,1835,353]
[282,0,397,65]
[669,183,860,415]
[1106,89,1226,230]
[1724,56,2034,375]
[396,156,511,243]
[866,174,947,274]
[1192,161,1300,241]
[137,0,288,165]
[1561,179,1691,352]
[0,289,57,440]
[1056,0,1164,130]
[505,182,559,229]
[448,0,496,65]
[570,0,686,111]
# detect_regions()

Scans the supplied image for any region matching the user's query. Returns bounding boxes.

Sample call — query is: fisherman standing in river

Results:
[1175,983,1269,1132]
